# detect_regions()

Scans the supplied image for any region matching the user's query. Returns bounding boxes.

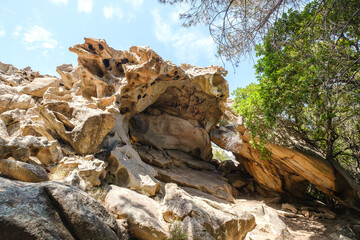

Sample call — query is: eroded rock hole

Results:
[103,59,110,68]
[115,62,124,73]
[98,44,104,50]
[88,44,95,51]
[129,114,148,134]
[121,58,129,64]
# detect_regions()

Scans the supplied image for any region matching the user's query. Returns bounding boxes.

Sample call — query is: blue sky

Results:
[0,0,256,94]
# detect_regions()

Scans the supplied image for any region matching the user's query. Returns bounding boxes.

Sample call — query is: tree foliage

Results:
[233,0,360,179]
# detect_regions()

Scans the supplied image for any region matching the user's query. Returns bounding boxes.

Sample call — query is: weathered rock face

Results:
[105,185,169,240]
[50,155,107,189]
[211,115,360,211]
[107,144,161,196]
[67,38,229,160]
[233,200,292,240]
[105,183,256,240]
[0,177,124,240]
[2,37,360,239]
[129,111,212,160]
[162,183,255,240]
[0,158,48,182]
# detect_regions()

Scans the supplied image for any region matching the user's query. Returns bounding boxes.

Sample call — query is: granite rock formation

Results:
[1,38,359,239]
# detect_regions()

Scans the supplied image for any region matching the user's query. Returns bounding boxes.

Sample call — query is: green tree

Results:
[233,0,360,181]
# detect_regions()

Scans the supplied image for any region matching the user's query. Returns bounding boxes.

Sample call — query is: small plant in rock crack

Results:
[169,221,187,240]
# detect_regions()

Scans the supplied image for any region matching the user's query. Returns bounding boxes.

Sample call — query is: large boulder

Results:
[36,102,115,155]
[0,158,49,182]
[0,135,61,164]
[50,155,107,188]
[107,144,161,196]
[162,183,256,240]
[0,177,125,240]
[105,185,169,240]
[232,200,292,240]
[105,183,256,240]
[20,77,59,97]
[0,94,35,114]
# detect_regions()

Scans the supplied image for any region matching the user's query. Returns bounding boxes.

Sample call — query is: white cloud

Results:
[50,0,68,5]
[22,25,58,50]
[13,25,22,37]
[152,9,216,64]
[78,0,93,13]
[103,5,123,20]
[125,0,143,8]
[0,26,5,37]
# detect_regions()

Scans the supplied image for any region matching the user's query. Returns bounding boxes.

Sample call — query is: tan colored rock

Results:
[0,135,61,164]
[162,183,256,240]
[0,94,35,113]
[108,145,160,196]
[68,38,228,161]
[135,145,173,168]
[37,102,115,155]
[56,64,79,89]
[0,119,8,139]
[130,111,212,160]
[0,62,40,86]
[0,158,49,182]
[105,185,169,240]
[20,77,59,97]
[0,84,18,95]
[105,183,256,240]
[281,203,298,214]
[226,172,248,188]
[167,149,215,171]
[318,207,336,219]
[211,124,360,211]
[50,155,107,188]
[238,203,292,240]
[156,166,234,202]
[217,159,243,176]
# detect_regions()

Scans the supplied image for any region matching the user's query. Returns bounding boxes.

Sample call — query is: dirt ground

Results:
[234,194,360,240]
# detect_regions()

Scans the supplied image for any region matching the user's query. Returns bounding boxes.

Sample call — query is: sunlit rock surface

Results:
[1,38,360,239]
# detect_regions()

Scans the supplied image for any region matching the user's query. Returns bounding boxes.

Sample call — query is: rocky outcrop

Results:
[105,183,256,240]
[0,177,124,240]
[211,118,360,211]
[67,38,228,161]
[2,37,360,239]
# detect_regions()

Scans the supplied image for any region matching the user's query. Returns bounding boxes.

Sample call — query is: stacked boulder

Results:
[2,38,358,239]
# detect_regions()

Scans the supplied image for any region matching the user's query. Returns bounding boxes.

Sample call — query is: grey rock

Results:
[0,177,124,240]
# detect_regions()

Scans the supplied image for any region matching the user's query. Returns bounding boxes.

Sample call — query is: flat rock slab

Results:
[156,166,234,202]
[167,149,215,171]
